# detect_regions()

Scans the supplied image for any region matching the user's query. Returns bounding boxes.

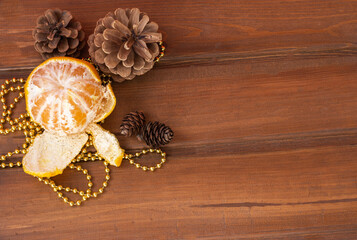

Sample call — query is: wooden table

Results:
[1,1,357,239]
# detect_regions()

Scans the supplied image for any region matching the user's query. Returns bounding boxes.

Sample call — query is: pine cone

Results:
[120,111,146,137]
[142,121,174,147]
[33,8,86,60]
[88,8,162,82]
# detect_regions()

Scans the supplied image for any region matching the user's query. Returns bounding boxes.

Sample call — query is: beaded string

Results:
[0,78,167,206]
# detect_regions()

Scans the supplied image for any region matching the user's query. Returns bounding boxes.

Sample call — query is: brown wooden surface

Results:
[1,0,357,239]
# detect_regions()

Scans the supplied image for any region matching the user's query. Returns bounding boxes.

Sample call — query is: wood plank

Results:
[0,55,357,238]
[1,0,357,69]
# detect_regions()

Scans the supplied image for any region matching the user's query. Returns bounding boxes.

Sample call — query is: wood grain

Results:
[0,0,357,239]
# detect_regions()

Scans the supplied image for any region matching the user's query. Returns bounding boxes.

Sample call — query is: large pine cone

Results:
[32,9,86,60]
[88,8,162,82]
[141,121,174,147]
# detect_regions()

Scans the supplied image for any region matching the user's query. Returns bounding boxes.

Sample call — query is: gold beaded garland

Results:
[0,78,168,207]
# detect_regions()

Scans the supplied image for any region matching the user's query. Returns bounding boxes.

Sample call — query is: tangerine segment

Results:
[25,57,116,135]
[22,131,88,178]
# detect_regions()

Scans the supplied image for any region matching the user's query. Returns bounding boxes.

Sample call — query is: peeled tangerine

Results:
[23,57,124,178]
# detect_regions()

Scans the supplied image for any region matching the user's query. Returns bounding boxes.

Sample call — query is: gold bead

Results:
[105,168,110,173]
[14,149,20,154]
[98,188,104,193]
[1,163,6,168]
[91,156,96,161]
[88,182,93,187]
[44,179,49,184]
[161,158,166,163]
[156,163,162,168]
[72,188,78,193]
[105,175,110,180]
[9,87,14,91]
[103,182,108,187]
[156,149,161,153]
[65,187,70,192]
[82,169,88,174]
[161,152,166,157]
[93,192,98,198]
[129,160,134,164]
[5,80,10,84]
[53,187,58,192]
[7,152,12,157]
[86,189,91,193]
[57,185,63,190]
[1,85,5,90]
[87,152,92,158]
[135,163,140,168]
[58,192,63,198]
[19,92,24,97]
[21,149,27,154]
[142,150,147,154]
[149,149,154,153]
[82,196,87,201]
[142,166,147,171]
[1,155,6,160]
[81,148,87,153]
[0,119,5,123]
[104,161,109,166]
[69,201,74,207]
[38,177,43,182]
[63,197,68,203]
[14,97,18,103]
[50,183,56,188]
[86,175,91,180]
[135,152,141,157]
[8,162,14,167]
[9,104,14,109]
[22,143,28,149]
[0,130,3,135]
[150,167,155,172]
[76,200,81,206]
[76,166,82,171]
[16,161,21,166]
[79,191,85,196]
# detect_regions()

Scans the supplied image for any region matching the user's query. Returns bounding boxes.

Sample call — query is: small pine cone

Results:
[142,121,174,147]
[33,8,86,60]
[120,111,146,137]
[87,8,162,82]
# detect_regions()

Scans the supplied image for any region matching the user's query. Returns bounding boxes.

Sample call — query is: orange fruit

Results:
[25,57,116,135]
[22,57,124,178]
